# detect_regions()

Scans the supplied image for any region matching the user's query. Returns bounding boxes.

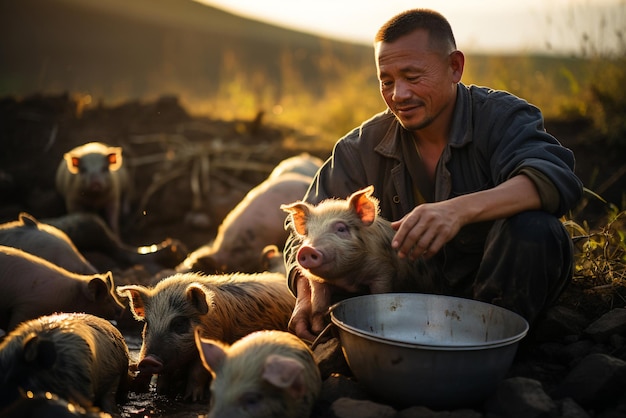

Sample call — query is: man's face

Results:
[375,30,461,132]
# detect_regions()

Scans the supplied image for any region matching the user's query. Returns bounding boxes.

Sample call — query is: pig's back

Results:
[157,272,295,342]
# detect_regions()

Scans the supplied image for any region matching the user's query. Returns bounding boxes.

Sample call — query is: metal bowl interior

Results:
[329,293,529,409]
[330,293,529,349]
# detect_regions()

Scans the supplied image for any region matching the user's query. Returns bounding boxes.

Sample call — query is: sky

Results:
[197,0,624,55]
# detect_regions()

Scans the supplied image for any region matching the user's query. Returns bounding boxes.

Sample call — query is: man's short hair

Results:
[375,9,457,53]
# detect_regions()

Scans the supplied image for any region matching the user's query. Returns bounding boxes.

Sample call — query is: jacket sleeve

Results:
[477,92,584,216]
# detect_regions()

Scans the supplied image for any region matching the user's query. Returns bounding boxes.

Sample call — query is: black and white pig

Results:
[0,313,130,414]
[176,154,322,274]
[281,185,433,324]
[0,245,124,332]
[116,272,296,401]
[55,142,131,235]
[0,212,97,275]
[195,329,321,418]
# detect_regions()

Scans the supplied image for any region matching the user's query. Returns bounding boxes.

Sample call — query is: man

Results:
[284,9,583,342]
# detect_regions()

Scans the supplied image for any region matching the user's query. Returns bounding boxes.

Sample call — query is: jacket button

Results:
[393,195,400,203]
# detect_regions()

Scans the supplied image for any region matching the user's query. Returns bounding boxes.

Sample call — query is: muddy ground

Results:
[1,94,624,417]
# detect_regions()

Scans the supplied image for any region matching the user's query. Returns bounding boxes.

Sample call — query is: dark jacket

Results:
[285,83,584,293]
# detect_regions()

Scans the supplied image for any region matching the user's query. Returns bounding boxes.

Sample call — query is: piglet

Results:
[117,271,295,401]
[0,212,97,275]
[55,142,130,235]
[0,245,124,332]
[0,313,130,414]
[177,172,315,274]
[281,185,433,326]
[195,329,321,418]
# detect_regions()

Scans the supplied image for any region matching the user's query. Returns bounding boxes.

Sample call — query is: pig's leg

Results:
[104,201,120,236]
[185,357,211,401]
[98,376,121,414]
[309,279,333,335]
[289,277,323,342]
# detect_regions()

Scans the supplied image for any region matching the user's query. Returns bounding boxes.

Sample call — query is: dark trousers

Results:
[434,211,573,324]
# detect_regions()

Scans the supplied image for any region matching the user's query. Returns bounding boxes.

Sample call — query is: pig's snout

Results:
[138,354,164,375]
[297,246,323,269]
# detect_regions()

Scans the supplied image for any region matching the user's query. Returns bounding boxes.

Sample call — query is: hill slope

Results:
[0,0,374,102]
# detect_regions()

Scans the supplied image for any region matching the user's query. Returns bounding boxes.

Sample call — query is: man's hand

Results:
[391,199,463,260]
[391,175,543,260]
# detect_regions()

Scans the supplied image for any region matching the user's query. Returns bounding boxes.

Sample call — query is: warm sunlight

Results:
[198,0,624,54]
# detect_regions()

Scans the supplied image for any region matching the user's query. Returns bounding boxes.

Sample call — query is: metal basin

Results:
[330,293,529,409]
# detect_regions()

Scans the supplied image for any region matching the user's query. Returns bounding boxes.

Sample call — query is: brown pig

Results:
[177,172,317,275]
[195,329,321,418]
[116,272,296,401]
[0,245,124,332]
[55,142,130,235]
[0,313,130,414]
[281,185,433,321]
[0,212,97,275]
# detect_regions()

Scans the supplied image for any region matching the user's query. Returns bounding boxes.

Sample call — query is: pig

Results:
[116,272,296,401]
[0,245,124,332]
[0,212,97,275]
[0,313,130,414]
[43,212,187,273]
[55,141,131,235]
[0,392,112,418]
[176,169,318,275]
[267,152,324,180]
[260,244,286,275]
[195,329,321,418]
[281,185,433,323]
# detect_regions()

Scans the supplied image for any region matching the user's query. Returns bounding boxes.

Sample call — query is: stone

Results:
[485,377,558,418]
[583,308,626,343]
[553,352,626,407]
[331,397,396,418]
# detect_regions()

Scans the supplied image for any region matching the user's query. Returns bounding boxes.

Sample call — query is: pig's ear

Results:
[23,334,57,369]
[64,153,80,174]
[194,327,227,377]
[117,285,148,319]
[19,212,39,227]
[349,185,377,226]
[281,203,310,235]
[186,284,210,315]
[107,147,123,172]
[85,277,110,302]
[262,354,306,399]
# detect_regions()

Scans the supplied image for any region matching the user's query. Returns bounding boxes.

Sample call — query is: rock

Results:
[313,337,352,379]
[485,377,558,418]
[560,339,594,365]
[396,406,483,418]
[313,373,369,418]
[533,305,591,342]
[558,397,591,418]
[583,308,626,343]
[553,352,626,408]
[331,397,396,418]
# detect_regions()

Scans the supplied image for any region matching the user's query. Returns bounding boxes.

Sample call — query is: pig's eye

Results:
[239,391,263,412]
[169,316,189,334]
[334,222,350,235]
